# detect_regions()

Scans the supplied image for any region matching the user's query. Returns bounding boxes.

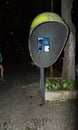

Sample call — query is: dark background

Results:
[0,0,78,64]
[0,0,51,62]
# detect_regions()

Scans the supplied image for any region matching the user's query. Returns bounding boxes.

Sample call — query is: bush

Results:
[45,77,76,91]
[62,80,76,90]
[45,78,60,91]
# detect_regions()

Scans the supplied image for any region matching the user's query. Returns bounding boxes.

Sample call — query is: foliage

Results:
[45,78,60,91]
[62,80,76,90]
[45,77,76,91]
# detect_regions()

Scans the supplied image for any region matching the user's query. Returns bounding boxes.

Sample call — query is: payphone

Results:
[28,12,68,104]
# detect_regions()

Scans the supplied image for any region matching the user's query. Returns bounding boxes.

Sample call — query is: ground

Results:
[0,59,78,130]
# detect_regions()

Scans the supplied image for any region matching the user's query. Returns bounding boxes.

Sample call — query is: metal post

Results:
[50,65,53,77]
[40,67,45,104]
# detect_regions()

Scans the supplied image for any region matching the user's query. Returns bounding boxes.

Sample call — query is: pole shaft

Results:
[40,67,45,104]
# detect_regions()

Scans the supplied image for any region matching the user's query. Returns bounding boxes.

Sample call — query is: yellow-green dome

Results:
[30,12,64,31]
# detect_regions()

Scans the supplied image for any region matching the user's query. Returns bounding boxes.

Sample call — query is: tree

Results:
[61,0,76,80]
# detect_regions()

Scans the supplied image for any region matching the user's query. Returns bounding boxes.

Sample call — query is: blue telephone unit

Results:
[37,37,50,52]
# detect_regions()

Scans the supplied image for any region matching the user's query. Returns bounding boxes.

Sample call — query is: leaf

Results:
[45,77,61,91]
[62,80,76,90]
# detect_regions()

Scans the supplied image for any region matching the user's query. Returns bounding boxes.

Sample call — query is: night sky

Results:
[0,0,51,59]
[0,0,51,28]
[0,0,51,42]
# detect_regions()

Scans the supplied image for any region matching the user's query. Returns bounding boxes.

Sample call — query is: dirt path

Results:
[0,61,78,130]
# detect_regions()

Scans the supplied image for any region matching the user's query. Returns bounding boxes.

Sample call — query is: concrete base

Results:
[45,89,78,101]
